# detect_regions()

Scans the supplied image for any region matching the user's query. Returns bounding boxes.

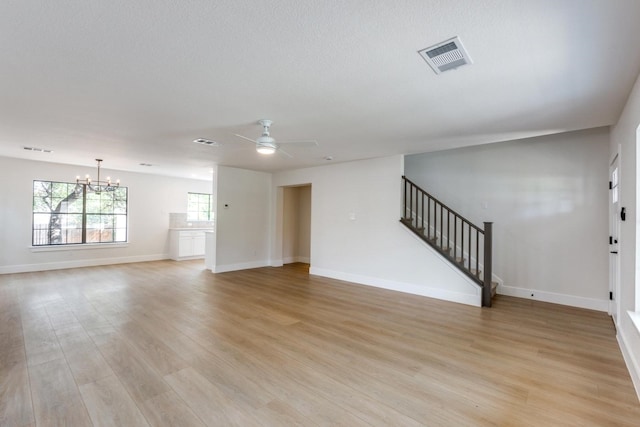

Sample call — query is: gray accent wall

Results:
[405,127,610,310]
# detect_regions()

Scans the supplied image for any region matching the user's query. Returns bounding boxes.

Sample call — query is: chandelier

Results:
[76,159,120,193]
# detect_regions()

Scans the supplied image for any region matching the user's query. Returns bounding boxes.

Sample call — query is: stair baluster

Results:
[400,176,494,307]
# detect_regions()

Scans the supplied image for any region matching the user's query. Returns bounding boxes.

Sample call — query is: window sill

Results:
[629,311,640,336]
[30,243,129,253]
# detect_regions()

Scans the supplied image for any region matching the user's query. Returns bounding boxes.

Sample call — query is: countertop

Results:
[169,228,214,231]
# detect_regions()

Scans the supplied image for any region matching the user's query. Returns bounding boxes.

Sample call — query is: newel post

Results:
[482,222,493,307]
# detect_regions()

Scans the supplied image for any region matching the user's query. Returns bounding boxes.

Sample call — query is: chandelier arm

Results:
[75,159,120,193]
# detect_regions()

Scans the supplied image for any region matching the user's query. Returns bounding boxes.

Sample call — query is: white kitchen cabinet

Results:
[169,229,208,260]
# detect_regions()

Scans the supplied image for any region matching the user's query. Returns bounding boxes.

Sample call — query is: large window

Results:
[187,192,213,221]
[32,180,128,246]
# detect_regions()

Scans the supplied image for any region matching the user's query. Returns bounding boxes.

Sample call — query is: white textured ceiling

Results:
[1,0,640,179]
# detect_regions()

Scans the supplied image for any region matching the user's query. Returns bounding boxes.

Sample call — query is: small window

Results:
[32,180,128,246]
[187,193,213,221]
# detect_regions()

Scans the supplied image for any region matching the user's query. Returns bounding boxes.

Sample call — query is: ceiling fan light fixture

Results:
[257,135,275,144]
[235,119,313,158]
[256,144,276,155]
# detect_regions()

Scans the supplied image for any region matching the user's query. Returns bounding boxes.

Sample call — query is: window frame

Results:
[32,180,128,247]
[187,192,213,221]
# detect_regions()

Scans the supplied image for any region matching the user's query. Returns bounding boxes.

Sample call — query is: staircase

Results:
[400,176,496,307]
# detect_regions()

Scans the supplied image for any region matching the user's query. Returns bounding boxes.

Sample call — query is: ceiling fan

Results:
[233,119,317,158]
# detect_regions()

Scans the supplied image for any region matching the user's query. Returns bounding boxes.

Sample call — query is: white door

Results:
[609,154,620,325]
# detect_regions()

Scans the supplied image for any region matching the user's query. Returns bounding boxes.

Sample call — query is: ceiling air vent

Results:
[193,138,220,147]
[418,36,472,74]
[23,146,53,153]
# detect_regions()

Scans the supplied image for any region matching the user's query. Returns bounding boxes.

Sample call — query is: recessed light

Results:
[139,163,153,166]
[324,156,333,161]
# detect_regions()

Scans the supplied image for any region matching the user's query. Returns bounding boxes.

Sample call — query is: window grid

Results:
[187,192,213,221]
[32,180,128,246]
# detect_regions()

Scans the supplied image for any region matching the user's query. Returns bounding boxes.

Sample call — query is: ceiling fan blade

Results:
[277,147,293,158]
[233,133,259,144]
[276,139,318,147]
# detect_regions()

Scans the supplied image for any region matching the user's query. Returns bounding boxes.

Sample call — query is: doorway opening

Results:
[282,184,312,269]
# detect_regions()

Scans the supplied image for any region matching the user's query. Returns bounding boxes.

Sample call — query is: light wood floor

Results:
[1,261,639,426]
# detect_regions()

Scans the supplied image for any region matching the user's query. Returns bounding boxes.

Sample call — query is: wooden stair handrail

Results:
[400,176,494,307]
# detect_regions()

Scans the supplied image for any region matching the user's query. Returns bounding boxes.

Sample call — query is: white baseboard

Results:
[618,329,640,402]
[618,327,640,402]
[283,256,310,264]
[170,255,205,261]
[212,260,270,273]
[0,254,168,274]
[309,266,481,307]
[498,285,609,312]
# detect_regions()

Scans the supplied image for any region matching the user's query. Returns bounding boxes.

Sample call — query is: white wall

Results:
[0,156,212,273]
[282,185,311,264]
[405,128,610,311]
[212,166,271,272]
[610,71,640,399]
[273,155,482,306]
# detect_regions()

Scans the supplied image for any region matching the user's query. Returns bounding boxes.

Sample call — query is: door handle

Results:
[610,251,618,254]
